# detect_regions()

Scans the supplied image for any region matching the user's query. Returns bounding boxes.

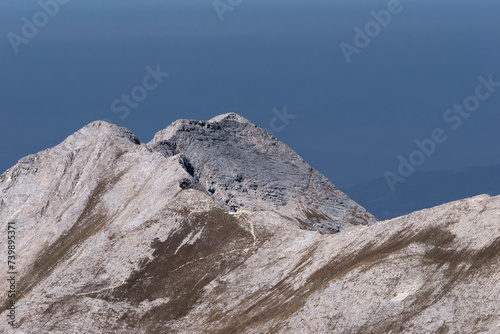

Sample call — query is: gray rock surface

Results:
[148,113,376,232]
[0,115,498,333]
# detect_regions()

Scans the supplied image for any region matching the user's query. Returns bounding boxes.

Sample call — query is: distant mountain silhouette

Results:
[341,164,500,220]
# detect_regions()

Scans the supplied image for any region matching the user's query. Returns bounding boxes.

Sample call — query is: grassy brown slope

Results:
[102,208,256,333]
[13,171,127,309]
[218,224,500,334]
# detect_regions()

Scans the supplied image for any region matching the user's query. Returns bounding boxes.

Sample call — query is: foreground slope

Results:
[0,116,498,333]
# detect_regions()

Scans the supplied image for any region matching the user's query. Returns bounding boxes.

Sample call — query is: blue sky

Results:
[1,0,499,218]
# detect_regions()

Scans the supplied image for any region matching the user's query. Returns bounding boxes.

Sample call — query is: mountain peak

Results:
[75,120,141,145]
[146,113,376,231]
[2,115,499,333]
[3,115,375,233]
[149,113,257,145]
[208,112,253,124]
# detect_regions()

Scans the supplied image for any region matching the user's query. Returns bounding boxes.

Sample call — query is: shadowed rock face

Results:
[148,113,377,232]
[0,115,499,333]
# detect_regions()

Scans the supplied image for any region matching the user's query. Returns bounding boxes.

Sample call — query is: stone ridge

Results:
[0,114,376,233]
[148,113,377,232]
[77,120,141,145]
[0,121,140,178]
[1,114,499,333]
[208,112,254,124]
[0,120,141,197]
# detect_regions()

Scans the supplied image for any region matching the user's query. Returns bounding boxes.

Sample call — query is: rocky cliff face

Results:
[148,113,375,232]
[0,114,498,334]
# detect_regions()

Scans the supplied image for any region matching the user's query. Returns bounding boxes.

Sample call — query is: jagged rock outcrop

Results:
[148,113,376,232]
[0,115,498,333]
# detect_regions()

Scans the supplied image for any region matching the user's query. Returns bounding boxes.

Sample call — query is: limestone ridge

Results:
[0,121,144,230]
[148,113,377,232]
[1,115,499,333]
[1,115,375,234]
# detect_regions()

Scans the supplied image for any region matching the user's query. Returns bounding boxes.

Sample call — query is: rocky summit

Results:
[0,114,499,333]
